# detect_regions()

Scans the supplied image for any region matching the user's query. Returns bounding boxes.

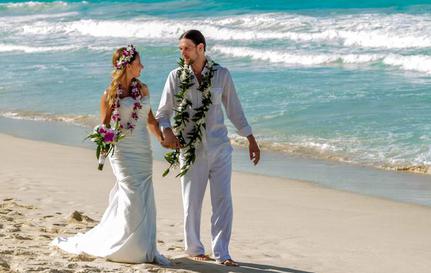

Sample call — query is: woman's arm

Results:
[100,92,112,126]
[148,109,164,143]
[138,82,164,143]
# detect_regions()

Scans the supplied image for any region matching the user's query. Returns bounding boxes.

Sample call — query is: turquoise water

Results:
[1,0,431,172]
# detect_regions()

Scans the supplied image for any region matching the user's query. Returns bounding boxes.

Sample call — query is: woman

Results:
[51,45,170,265]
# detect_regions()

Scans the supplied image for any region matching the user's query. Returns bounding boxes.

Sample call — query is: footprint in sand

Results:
[68,253,96,262]
[8,211,23,216]
[67,211,95,224]
[147,268,163,273]
[66,263,78,269]
[39,234,52,239]
[0,249,14,255]
[38,267,75,273]
[0,257,10,271]
[0,209,12,214]
[82,266,103,271]
[6,227,21,232]
[14,248,35,256]
[167,246,183,251]
[1,216,14,222]
[47,226,60,233]
[13,234,33,240]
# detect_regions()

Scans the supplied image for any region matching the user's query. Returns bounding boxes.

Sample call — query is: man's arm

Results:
[222,69,260,165]
[156,71,180,149]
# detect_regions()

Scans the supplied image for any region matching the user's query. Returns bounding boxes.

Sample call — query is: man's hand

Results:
[247,135,260,165]
[161,128,180,149]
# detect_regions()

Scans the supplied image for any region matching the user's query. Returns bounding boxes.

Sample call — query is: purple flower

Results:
[112,113,120,121]
[98,126,106,134]
[126,122,135,130]
[133,102,142,110]
[103,131,115,143]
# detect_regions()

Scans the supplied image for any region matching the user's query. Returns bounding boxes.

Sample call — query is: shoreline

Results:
[1,133,431,272]
[1,116,431,207]
[2,111,430,176]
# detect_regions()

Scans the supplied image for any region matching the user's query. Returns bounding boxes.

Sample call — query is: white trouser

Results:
[180,143,233,262]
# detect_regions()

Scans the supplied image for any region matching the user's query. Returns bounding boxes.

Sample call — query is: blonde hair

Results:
[105,47,139,108]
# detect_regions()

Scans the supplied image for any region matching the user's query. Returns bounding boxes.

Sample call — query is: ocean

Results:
[1,0,431,205]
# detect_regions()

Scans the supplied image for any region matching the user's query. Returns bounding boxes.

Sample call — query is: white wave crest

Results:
[207,13,431,48]
[0,43,79,53]
[1,10,428,50]
[211,45,431,74]
[0,1,69,8]
[211,45,383,65]
[0,43,114,53]
[383,54,431,74]
[12,12,431,50]
[0,111,97,127]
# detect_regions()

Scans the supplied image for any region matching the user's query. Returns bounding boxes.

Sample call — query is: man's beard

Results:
[184,58,195,65]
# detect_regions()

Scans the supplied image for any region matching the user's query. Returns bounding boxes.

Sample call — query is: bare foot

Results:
[220,259,239,267]
[190,254,212,261]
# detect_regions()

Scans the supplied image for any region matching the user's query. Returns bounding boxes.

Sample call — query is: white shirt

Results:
[156,57,252,149]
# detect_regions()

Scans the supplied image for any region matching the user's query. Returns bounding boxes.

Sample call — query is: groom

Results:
[156,29,260,266]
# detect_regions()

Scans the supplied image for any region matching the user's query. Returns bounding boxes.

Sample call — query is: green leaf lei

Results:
[163,57,218,177]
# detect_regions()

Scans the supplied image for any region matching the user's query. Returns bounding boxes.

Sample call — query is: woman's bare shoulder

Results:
[136,79,149,96]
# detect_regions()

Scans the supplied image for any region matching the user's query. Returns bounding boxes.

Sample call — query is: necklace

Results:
[111,79,142,132]
[163,58,218,177]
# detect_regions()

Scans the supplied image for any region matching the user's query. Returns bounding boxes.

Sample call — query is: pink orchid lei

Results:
[111,79,142,133]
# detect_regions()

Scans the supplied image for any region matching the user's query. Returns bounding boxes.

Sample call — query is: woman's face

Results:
[128,54,144,78]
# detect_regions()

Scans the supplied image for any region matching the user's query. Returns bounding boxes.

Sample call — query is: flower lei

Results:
[115,44,137,70]
[163,58,218,177]
[111,79,142,132]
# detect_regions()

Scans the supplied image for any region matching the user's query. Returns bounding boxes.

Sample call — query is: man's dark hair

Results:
[179,29,206,51]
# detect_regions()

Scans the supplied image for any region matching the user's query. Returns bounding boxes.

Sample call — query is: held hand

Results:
[162,128,181,149]
[247,135,260,165]
[157,133,165,146]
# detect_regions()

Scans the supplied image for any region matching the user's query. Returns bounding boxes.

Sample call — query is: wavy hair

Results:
[105,47,139,108]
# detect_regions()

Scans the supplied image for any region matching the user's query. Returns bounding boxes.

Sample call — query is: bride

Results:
[51,45,170,265]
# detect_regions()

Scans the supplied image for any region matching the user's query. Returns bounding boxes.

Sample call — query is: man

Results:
[156,29,260,266]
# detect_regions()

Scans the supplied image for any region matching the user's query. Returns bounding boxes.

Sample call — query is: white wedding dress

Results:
[51,95,170,265]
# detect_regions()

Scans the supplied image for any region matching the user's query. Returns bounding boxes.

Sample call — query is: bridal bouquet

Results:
[85,124,124,170]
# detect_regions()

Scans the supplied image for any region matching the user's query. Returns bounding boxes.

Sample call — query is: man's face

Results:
[178,38,201,64]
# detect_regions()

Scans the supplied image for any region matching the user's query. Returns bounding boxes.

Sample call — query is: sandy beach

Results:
[1,132,431,273]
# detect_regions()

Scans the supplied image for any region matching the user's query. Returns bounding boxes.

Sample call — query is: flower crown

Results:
[115,44,137,70]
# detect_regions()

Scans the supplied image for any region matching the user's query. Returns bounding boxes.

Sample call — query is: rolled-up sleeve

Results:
[156,71,177,130]
[222,69,252,137]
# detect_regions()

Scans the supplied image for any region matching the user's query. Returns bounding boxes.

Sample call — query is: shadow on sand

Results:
[171,257,315,273]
